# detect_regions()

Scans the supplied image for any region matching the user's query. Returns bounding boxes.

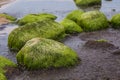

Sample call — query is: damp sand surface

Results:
[0,0,120,80]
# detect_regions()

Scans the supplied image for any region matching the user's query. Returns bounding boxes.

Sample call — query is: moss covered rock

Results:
[0,13,16,21]
[78,11,108,32]
[17,38,79,70]
[17,13,57,25]
[61,19,83,33]
[66,10,84,23]
[0,56,16,70]
[74,0,101,7]
[110,14,120,29]
[0,56,16,80]
[8,19,65,51]
[0,73,6,80]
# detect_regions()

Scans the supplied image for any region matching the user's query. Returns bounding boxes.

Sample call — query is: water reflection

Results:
[100,0,120,19]
[76,0,120,19]
[76,0,101,11]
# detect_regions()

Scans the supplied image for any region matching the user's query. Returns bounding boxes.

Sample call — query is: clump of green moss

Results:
[17,38,79,70]
[0,13,16,21]
[66,10,84,23]
[61,19,83,33]
[0,56,16,71]
[74,0,101,7]
[17,13,57,25]
[96,39,108,42]
[78,11,109,32]
[0,56,16,80]
[8,19,65,51]
[0,73,6,80]
[110,14,120,29]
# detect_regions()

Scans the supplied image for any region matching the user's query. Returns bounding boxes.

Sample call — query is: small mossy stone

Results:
[0,73,7,80]
[8,19,65,51]
[110,14,120,29]
[17,13,57,25]
[74,0,101,7]
[61,19,83,33]
[0,13,16,21]
[96,39,108,42]
[0,56,16,70]
[78,11,109,32]
[17,38,79,70]
[0,56,16,80]
[66,10,84,23]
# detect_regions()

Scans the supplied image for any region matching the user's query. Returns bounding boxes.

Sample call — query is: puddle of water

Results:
[63,35,85,52]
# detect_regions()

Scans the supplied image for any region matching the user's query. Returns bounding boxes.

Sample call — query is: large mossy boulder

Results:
[74,0,101,7]
[0,56,16,80]
[61,19,83,33]
[8,19,65,51]
[78,11,109,32]
[110,14,120,29]
[66,10,84,23]
[17,13,57,25]
[17,38,79,70]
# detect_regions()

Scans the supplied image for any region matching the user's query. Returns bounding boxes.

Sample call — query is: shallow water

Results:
[0,0,120,80]
[0,0,120,19]
[101,0,120,19]
[0,0,77,21]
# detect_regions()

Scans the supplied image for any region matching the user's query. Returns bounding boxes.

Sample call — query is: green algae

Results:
[110,14,120,29]
[0,73,7,80]
[74,0,101,7]
[0,56,16,80]
[78,11,109,32]
[61,19,83,34]
[96,39,108,42]
[17,13,57,25]
[17,38,79,70]
[8,19,65,51]
[66,10,84,23]
[0,13,16,21]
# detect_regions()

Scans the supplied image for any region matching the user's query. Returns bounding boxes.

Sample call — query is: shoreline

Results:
[0,0,15,7]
